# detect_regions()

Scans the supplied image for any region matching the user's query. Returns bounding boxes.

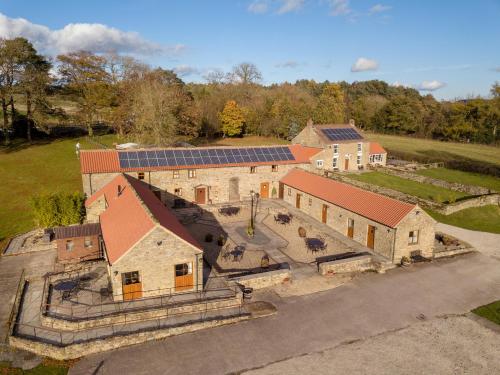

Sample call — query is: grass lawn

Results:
[416,168,500,192]
[0,137,100,248]
[366,132,500,167]
[0,360,70,374]
[427,205,500,234]
[472,300,500,325]
[346,171,470,203]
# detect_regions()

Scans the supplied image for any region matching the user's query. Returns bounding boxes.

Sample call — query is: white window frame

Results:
[271,165,278,172]
[66,240,74,251]
[287,188,291,196]
[174,188,182,196]
[316,160,324,168]
[408,230,419,244]
[357,143,362,153]
[333,144,339,155]
[188,169,196,179]
[357,155,362,165]
[173,170,180,179]
[333,157,338,169]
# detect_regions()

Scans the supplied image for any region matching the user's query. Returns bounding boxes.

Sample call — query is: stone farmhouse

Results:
[85,173,204,301]
[292,119,387,172]
[279,169,436,263]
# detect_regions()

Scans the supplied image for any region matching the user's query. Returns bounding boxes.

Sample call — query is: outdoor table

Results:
[232,246,245,261]
[275,213,292,225]
[305,238,327,253]
[219,206,240,216]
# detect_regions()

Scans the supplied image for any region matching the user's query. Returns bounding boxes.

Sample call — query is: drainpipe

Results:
[89,173,93,195]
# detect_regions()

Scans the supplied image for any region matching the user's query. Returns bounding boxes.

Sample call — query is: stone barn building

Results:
[85,173,204,301]
[280,169,435,263]
[80,144,321,206]
[53,223,103,263]
[292,119,387,172]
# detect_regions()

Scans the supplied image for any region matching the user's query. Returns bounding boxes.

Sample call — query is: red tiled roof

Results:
[80,145,321,174]
[369,142,387,154]
[86,174,201,264]
[280,169,415,228]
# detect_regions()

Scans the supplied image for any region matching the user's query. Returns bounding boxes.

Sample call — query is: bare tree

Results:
[230,63,262,84]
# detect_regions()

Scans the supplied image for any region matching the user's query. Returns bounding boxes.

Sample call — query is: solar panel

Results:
[321,128,363,141]
[117,146,296,169]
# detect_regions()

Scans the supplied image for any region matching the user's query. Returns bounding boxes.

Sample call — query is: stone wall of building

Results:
[85,195,107,223]
[393,206,436,263]
[309,142,371,172]
[108,226,203,301]
[292,124,324,148]
[281,184,435,263]
[82,172,120,197]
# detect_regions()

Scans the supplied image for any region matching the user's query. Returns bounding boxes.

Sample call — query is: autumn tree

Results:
[219,100,245,137]
[57,51,113,136]
[313,83,346,124]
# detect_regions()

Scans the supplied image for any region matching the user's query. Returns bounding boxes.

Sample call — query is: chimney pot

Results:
[349,119,355,126]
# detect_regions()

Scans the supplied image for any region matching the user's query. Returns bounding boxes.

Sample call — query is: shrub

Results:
[271,186,277,198]
[205,233,213,242]
[31,191,85,228]
[247,221,254,237]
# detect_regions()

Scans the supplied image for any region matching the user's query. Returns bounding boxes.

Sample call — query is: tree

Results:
[313,83,346,124]
[230,63,262,84]
[219,100,245,137]
[57,51,112,136]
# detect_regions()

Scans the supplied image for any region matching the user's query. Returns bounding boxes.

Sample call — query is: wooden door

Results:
[122,271,142,301]
[367,225,375,249]
[175,263,193,291]
[322,204,328,224]
[347,218,354,238]
[296,193,301,209]
[195,187,206,204]
[279,183,284,199]
[344,158,349,170]
[260,182,269,198]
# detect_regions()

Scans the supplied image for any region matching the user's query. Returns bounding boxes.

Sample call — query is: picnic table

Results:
[222,244,245,262]
[274,213,292,225]
[305,237,327,253]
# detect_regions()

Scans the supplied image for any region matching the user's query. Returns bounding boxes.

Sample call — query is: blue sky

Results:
[1,0,499,99]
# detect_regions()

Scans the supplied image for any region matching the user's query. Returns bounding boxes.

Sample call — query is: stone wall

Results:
[382,167,493,195]
[309,142,371,173]
[437,194,499,215]
[318,255,374,275]
[109,226,203,301]
[292,124,324,148]
[232,266,291,289]
[10,314,249,360]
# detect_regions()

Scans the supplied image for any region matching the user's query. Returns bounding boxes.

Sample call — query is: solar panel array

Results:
[321,128,363,141]
[118,147,295,169]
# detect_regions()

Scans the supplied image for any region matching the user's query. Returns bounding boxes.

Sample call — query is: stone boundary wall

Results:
[318,255,374,276]
[434,247,475,259]
[232,266,291,290]
[42,294,242,331]
[381,167,493,195]
[10,314,249,360]
[437,194,499,215]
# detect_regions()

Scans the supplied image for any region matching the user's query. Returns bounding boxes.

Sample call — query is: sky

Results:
[1,0,499,100]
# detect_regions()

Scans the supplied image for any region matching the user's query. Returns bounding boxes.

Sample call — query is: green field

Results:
[0,360,69,374]
[366,133,500,167]
[416,168,500,192]
[427,205,500,234]
[346,171,470,203]
[472,300,500,325]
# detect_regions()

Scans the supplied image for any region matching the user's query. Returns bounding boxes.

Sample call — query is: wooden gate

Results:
[322,204,328,224]
[367,225,375,249]
[347,218,354,238]
[260,182,269,198]
[195,187,206,204]
[296,193,301,209]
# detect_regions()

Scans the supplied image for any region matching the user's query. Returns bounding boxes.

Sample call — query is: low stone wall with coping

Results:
[318,255,374,276]
[434,247,475,259]
[232,265,291,289]
[10,314,249,361]
[437,194,499,215]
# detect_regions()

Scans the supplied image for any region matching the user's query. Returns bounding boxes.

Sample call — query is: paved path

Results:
[70,249,500,375]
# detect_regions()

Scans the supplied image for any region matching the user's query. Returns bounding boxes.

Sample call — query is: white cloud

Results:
[351,57,379,72]
[277,0,305,14]
[329,0,352,16]
[416,80,446,91]
[369,4,392,14]
[0,12,182,56]
[391,81,410,88]
[275,60,300,68]
[173,65,199,77]
[248,1,269,14]
[493,67,500,72]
